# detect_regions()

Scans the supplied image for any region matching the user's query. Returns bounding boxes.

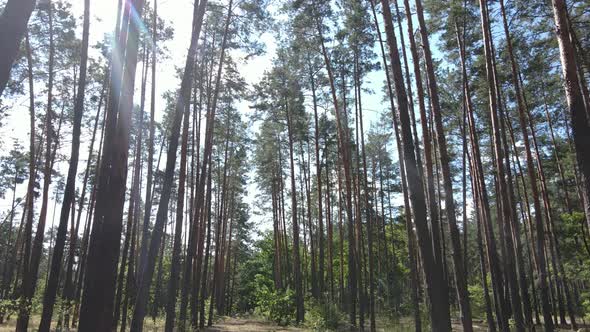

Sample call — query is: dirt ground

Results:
[203,317,307,332]
[0,316,308,332]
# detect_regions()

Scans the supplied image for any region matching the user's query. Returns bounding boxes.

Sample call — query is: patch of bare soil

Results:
[203,317,308,332]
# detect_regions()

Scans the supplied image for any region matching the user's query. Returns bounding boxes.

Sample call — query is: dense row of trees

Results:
[0,0,589,331]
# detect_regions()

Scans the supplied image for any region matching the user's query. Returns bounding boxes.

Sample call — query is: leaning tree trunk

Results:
[551,0,590,253]
[0,0,36,96]
[368,2,420,328]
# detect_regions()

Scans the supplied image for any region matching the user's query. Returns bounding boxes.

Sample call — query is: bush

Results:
[581,290,590,322]
[254,275,295,326]
[305,298,344,331]
[468,283,486,318]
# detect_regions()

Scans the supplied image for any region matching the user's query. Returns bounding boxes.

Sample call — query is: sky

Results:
[0,0,418,240]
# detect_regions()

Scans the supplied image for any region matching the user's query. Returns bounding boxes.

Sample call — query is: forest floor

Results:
[203,317,308,331]
[0,315,308,332]
[1,315,588,331]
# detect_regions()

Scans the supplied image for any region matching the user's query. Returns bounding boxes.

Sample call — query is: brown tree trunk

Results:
[39,1,90,328]
[199,166,213,329]
[17,4,55,329]
[285,97,305,322]
[0,0,36,96]
[130,0,207,329]
[309,64,325,296]
[379,0,451,329]
[456,23,506,330]
[414,1,473,328]
[13,33,35,325]
[551,0,590,252]
[316,12,358,325]
[77,0,145,329]
[165,73,191,332]
[402,0,444,272]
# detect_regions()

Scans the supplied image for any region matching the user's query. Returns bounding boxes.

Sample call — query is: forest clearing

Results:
[0,0,590,331]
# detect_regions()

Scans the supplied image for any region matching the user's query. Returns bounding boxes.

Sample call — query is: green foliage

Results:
[254,274,295,326]
[468,284,486,318]
[0,298,18,318]
[581,290,590,322]
[304,298,344,331]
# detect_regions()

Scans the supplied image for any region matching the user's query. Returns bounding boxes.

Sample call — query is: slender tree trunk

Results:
[14,33,35,324]
[315,10,357,325]
[309,65,325,296]
[285,97,305,323]
[139,0,158,287]
[130,1,207,329]
[39,1,90,328]
[165,72,191,332]
[402,0,443,271]
[369,1,419,327]
[456,22,506,330]
[414,1,473,328]
[199,165,213,329]
[468,149,496,332]
[379,0,451,329]
[17,5,55,329]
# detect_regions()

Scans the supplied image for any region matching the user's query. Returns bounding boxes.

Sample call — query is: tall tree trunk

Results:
[402,0,443,271]
[17,4,55,329]
[130,0,207,328]
[309,65,324,296]
[165,69,191,332]
[369,1,420,328]
[0,0,36,96]
[551,0,590,254]
[353,55,376,331]
[198,162,213,329]
[326,161,335,300]
[477,1,531,329]
[468,149,496,332]
[414,1,473,329]
[78,0,145,329]
[38,0,90,328]
[139,0,158,285]
[315,10,357,325]
[14,32,35,323]
[379,0,451,329]
[456,20,507,330]
[285,98,305,323]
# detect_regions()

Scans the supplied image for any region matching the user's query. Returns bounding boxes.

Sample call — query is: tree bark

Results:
[551,0,590,262]
[0,0,36,96]
[78,0,145,329]
[414,1,473,329]
[402,0,443,271]
[130,0,207,328]
[17,4,54,329]
[38,0,90,328]
[379,0,451,329]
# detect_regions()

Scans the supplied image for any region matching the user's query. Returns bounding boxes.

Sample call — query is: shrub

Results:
[305,298,344,331]
[254,274,295,326]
